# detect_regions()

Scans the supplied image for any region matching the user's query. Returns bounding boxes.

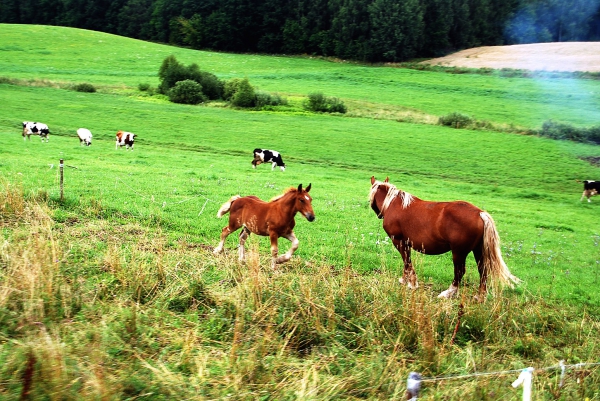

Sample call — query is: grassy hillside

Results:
[2,24,600,128]
[1,24,599,399]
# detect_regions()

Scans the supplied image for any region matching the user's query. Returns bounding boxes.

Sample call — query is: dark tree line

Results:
[1,0,599,62]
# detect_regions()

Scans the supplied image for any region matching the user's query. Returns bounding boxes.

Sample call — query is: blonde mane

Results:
[369,180,413,215]
[270,187,297,202]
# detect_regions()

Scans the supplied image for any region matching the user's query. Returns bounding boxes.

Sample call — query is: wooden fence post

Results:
[59,158,64,201]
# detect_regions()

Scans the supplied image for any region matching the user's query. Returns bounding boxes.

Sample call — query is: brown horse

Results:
[213,184,315,267]
[369,176,519,300]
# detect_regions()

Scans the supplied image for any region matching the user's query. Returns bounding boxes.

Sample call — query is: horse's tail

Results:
[480,212,521,287]
[216,195,241,218]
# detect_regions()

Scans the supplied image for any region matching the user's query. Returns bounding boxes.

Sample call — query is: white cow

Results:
[77,128,93,146]
[22,121,50,142]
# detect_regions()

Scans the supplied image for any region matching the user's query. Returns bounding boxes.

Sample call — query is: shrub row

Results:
[538,120,600,145]
[157,55,344,113]
[438,112,493,130]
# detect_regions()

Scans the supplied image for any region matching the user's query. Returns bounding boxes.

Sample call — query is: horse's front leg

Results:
[438,251,467,299]
[393,239,418,289]
[275,232,299,265]
[238,227,250,262]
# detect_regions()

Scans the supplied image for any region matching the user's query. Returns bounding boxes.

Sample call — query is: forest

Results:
[1,0,599,62]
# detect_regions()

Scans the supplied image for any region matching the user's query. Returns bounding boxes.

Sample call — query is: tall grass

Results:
[1,188,598,399]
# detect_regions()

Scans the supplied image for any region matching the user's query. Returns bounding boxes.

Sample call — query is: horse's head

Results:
[295,183,315,222]
[369,176,388,219]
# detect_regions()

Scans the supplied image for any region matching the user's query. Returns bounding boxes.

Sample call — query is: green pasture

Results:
[2,81,600,306]
[1,24,600,399]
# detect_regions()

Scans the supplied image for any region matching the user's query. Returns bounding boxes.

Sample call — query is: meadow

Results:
[1,24,600,400]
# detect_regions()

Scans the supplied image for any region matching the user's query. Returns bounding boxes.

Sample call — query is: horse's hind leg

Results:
[473,245,487,302]
[394,240,418,289]
[214,220,241,255]
[438,251,467,298]
[238,227,250,262]
[275,232,299,265]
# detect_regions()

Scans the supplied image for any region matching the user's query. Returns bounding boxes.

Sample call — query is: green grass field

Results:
[1,24,599,400]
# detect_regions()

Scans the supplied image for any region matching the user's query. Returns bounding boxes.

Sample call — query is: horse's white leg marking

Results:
[438,284,459,299]
[275,232,298,264]
[213,227,231,254]
[238,228,249,262]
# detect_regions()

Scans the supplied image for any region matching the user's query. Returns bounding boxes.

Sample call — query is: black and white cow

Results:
[252,148,285,171]
[77,128,93,146]
[22,121,50,142]
[116,130,136,150]
[581,180,600,202]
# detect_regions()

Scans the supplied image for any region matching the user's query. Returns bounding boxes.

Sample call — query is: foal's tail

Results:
[480,212,521,287]
[216,195,241,218]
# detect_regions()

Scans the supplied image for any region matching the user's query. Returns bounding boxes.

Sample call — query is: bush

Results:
[168,80,207,105]
[72,83,96,93]
[230,78,256,108]
[223,78,243,101]
[304,92,347,113]
[438,112,473,128]
[138,83,151,91]
[158,55,224,100]
[255,91,287,108]
[196,71,223,100]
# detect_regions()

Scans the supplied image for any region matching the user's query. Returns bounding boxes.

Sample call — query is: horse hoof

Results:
[437,290,455,299]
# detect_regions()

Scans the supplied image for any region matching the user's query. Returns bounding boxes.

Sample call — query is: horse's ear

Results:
[384,177,389,183]
[305,183,311,193]
[371,176,376,185]
[297,183,303,192]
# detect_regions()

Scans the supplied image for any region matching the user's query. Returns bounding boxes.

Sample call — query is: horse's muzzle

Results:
[305,213,315,222]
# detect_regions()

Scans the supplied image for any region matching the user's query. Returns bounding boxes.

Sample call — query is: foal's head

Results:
[293,183,315,222]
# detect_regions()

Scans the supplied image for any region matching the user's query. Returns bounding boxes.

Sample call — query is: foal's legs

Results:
[269,232,299,268]
[393,239,418,289]
[238,227,251,262]
[213,220,242,255]
[275,232,299,264]
[438,251,467,298]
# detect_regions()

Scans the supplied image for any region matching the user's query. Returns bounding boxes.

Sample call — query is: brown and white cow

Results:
[77,128,93,146]
[581,180,600,202]
[116,130,136,150]
[22,121,50,142]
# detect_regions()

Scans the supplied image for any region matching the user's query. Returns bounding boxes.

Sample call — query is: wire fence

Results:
[407,361,600,400]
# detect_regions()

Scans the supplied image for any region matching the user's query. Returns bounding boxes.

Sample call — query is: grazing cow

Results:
[77,128,93,146]
[252,148,286,171]
[581,180,600,202]
[22,121,50,142]
[116,130,136,150]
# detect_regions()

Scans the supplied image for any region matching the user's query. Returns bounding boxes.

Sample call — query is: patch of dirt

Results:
[422,42,600,73]
[580,156,600,167]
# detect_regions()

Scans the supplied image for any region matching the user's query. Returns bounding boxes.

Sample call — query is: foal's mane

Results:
[369,180,414,213]
[270,187,298,202]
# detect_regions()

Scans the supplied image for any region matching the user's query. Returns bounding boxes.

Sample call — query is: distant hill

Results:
[422,42,600,73]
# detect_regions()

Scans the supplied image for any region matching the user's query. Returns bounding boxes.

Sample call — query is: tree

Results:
[368,0,424,61]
